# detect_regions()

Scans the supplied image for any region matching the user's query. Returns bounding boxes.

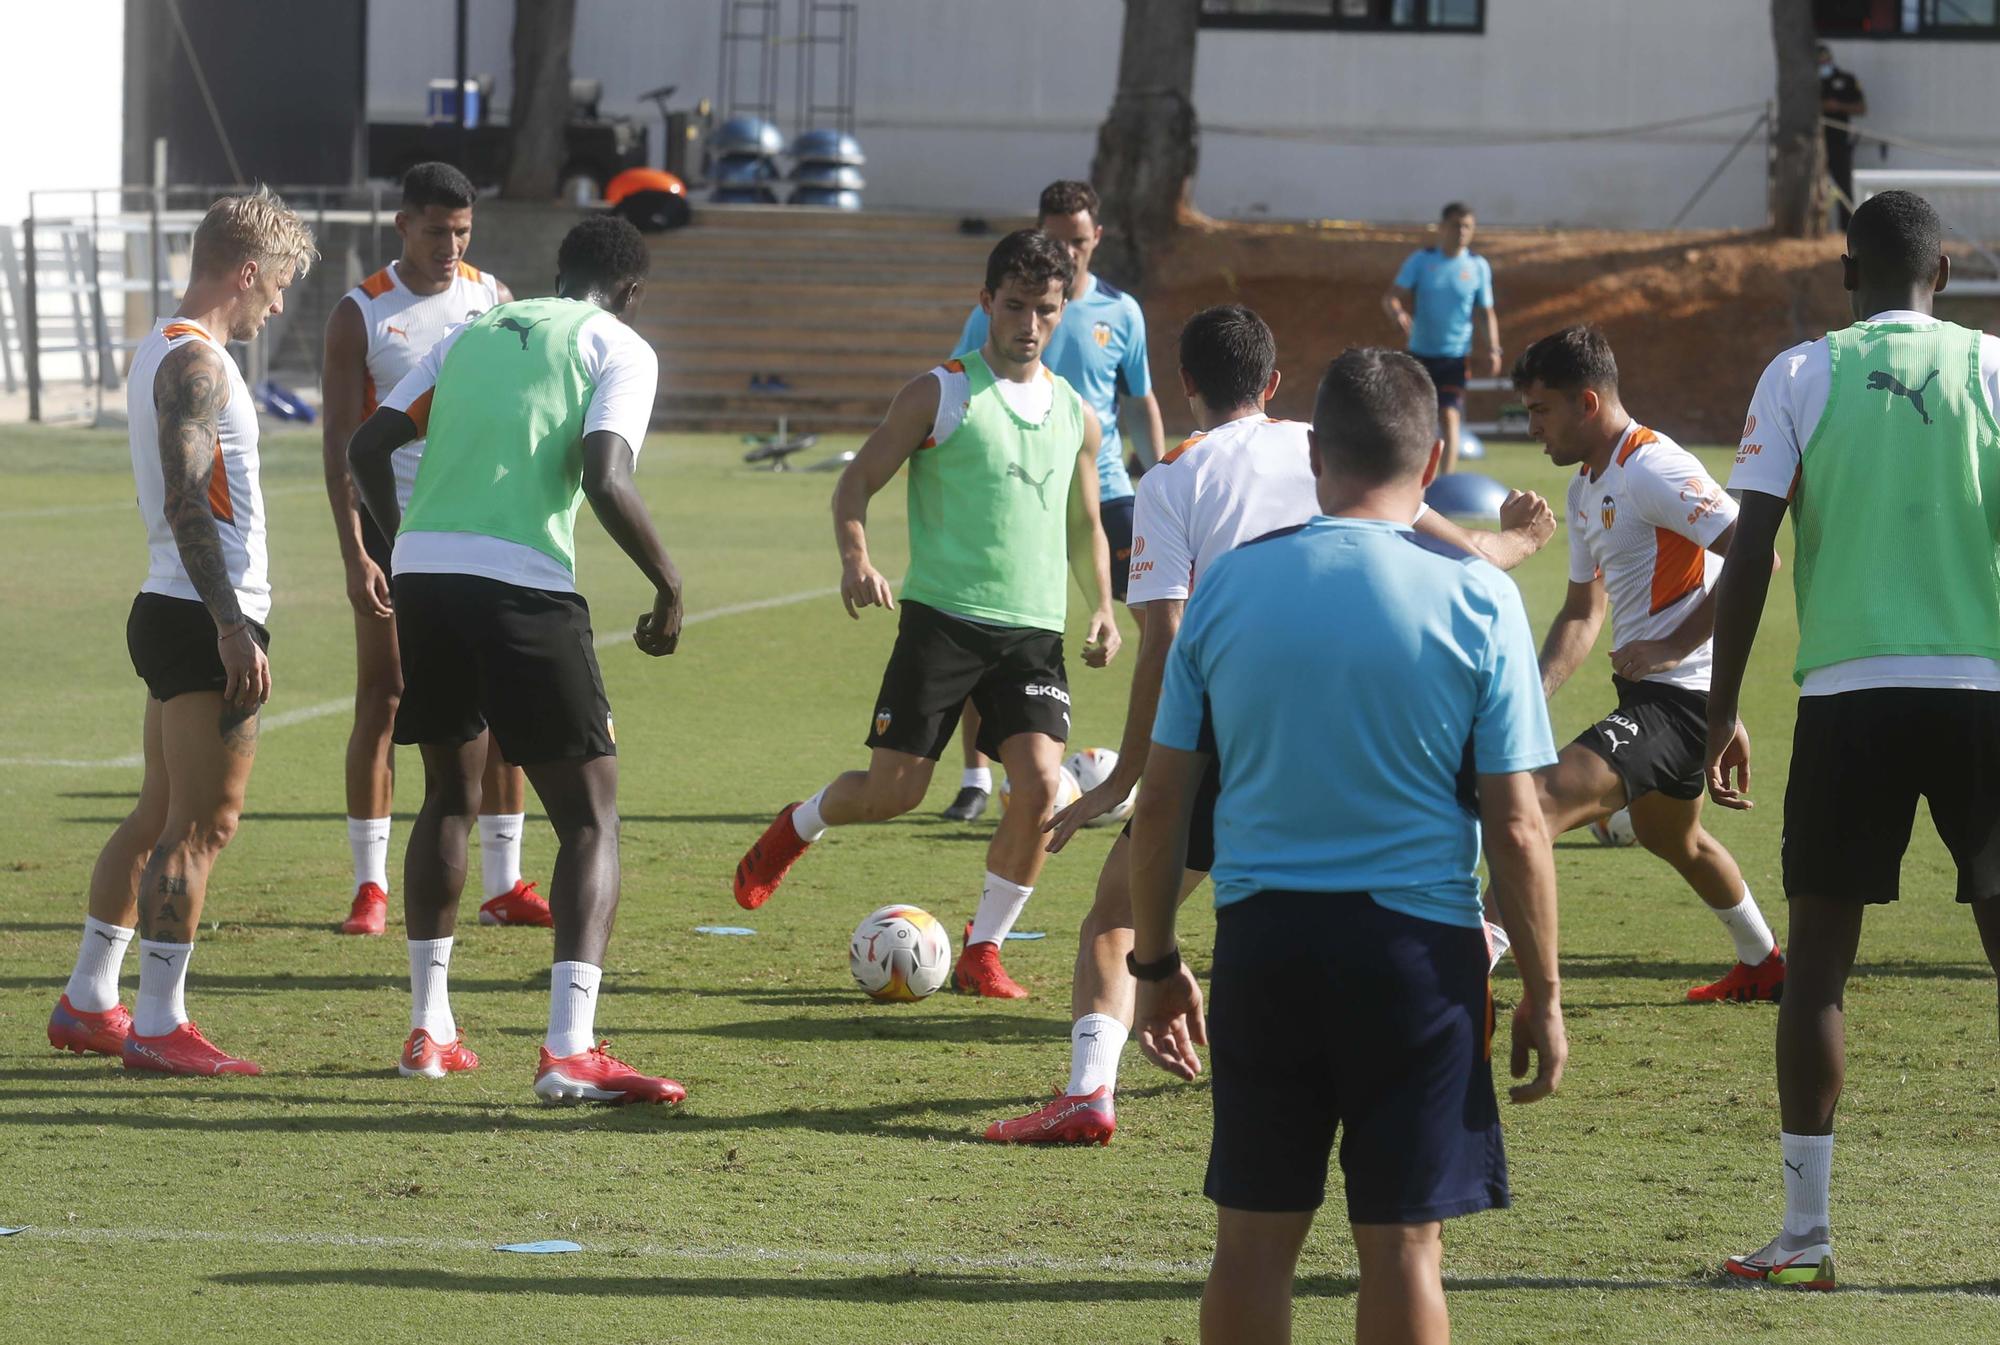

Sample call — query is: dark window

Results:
[1199,0,1485,32]
[1815,0,2000,37]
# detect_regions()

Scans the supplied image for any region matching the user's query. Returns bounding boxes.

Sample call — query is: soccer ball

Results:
[1589,808,1638,847]
[849,904,953,1002]
[998,765,1083,816]
[1064,747,1136,824]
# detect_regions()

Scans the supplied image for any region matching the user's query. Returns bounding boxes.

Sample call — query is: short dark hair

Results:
[1038,180,1100,224]
[1848,189,1942,288]
[1441,201,1472,221]
[557,214,651,291]
[1511,325,1619,396]
[401,161,477,212]
[1311,348,1439,485]
[983,228,1075,297]
[1179,305,1276,411]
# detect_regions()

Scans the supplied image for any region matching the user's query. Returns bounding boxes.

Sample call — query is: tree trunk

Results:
[1089,0,1200,291]
[503,0,577,201]
[1769,0,1824,238]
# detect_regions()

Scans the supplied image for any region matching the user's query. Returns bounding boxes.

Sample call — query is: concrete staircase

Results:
[639,205,1029,435]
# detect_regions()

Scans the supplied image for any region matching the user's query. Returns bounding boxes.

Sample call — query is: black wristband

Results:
[1126,946,1182,982]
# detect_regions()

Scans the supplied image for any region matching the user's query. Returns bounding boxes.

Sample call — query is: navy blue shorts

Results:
[1412,353,1468,412]
[1203,890,1508,1223]
[1102,494,1135,605]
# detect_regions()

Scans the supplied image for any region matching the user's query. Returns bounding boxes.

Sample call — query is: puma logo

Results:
[1077,1030,1101,1041]
[1867,368,1939,425]
[569,981,594,994]
[496,316,549,350]
[1785,1159,1805,1179]
[430,959,447,968]
[147,951,175,964]
[1007,462,1054,508]
[385,324,408,339]
[93,928,119,945]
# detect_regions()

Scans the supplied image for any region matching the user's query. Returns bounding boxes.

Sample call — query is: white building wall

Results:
[363,0,2000,230]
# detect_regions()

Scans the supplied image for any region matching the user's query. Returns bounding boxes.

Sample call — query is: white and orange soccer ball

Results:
[1589,808,1638,847]
[998,765,1083,817]
[1064,747,1135,824]
[848,904,954,1002]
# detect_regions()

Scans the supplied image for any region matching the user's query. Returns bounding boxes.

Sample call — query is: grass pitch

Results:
[1,427,1997,1343]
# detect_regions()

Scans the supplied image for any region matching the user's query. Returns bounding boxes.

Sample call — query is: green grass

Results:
[1,427,1997,1343]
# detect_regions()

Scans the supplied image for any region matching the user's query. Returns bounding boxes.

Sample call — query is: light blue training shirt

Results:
[1393,248,1495,360]
[1152,516,1556,928]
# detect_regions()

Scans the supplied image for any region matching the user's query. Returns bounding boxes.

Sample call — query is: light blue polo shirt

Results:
[1152,516,1555,928]
[1394,247,1495,360]
[957,272,1151,503]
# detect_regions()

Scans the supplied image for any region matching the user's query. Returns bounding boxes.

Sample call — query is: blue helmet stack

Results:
[710,115,785,205]
[787,129,865,210]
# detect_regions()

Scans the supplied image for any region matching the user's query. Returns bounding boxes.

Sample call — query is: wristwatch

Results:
[1126,946,1182,982]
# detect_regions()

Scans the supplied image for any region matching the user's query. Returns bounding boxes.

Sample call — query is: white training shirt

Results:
[381,306,661,593]
[1127,415,1320,604]
[1565,421,1736,693]
[1733,310,2000,694]
[345,260,504,509]
[126,317,271,622]
[926,359,1057,445]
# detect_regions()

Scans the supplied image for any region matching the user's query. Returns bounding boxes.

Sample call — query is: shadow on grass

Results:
[1541,954,1998,983]
[0,973,543,995]
[479,1012,1075,1046]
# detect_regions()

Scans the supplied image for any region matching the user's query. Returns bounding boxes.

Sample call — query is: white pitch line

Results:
[0,584,844,769]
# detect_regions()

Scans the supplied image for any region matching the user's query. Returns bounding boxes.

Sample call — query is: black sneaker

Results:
[942,786,989,822]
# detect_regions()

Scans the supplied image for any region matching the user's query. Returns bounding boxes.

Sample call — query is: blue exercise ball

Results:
[790,162,866,192]
[713,153,780,185]
[1457,429,1486,460]
[711,115,784,159]
[1423,471,1511,520]
[789,128,865,167]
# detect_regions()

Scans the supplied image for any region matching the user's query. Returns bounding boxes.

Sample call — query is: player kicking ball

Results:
[1503,326,1783,1002]
[985,305,1556,1143]
[321,161,550,937]
[733,230,1121,998]
[349,216,684,1101]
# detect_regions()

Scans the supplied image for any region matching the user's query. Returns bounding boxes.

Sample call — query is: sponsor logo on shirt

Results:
[1132,536,1146,558]
[1742,414,1757,439]
[1680,478,1725,526]
[1737,442,1763,463]
[1024,683,1071,706]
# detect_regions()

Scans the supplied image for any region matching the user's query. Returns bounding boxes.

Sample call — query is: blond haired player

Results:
[49,189,316,1076]
[322,162,549,937]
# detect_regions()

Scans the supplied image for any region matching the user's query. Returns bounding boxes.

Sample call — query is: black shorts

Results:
[1122,752,1222,873]
[1572,675,1708,803]
[359,507,394,573]
[1204,891,1507,1222]
[1784,688,2000,905]
[1413,353,1468,412]
[1102,494,1135,605]
[126,593,272,703]
[866,601,1069,760]
[391,572,615,766]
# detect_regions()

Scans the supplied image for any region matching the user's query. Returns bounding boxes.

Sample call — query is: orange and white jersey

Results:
[1565,421,1736,692]
[346,260,504,507]
[1127,415,1319,605]
[127,317,269,622]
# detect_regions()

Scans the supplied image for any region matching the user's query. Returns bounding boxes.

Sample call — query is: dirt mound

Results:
[1145,220,1997,445]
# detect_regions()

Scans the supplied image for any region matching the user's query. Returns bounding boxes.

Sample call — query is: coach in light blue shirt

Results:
[1125,348,1566,1345]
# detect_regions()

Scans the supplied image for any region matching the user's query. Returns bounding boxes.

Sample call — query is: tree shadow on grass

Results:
[1537,954,1998,983]
[474,1011,1075,1046]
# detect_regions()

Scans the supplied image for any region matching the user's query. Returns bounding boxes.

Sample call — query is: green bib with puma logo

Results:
[903,348,1084,633]
[1793,319,2000,680]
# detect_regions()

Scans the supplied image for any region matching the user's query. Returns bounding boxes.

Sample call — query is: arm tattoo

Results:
[154,343,243,627]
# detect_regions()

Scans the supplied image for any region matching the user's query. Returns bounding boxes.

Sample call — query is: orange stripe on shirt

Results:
[1161,432,1205,466]
[207,446,234,523]
[404,389,434,437]
[942,358,965,374]
[160,321,212,343]
[359,267,395,299]
[457,261,483,283]
[1616,423,1659,466]
[1649,527,1704,614]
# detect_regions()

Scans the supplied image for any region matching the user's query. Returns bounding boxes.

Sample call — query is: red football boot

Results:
[48,994,133,1058]
[952,940,1029,999]
[339,882,388,936]
[478,879,553,928]
[1687,948,1786,1003]
[984,1086,1116,1145]
[122,1021,262,1076]
[398,1028,480,1078]
[733,803,810,910]
[534,1042,685,1105]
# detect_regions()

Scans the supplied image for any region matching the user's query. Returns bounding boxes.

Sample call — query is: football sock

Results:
[962,766,993,793]
[64,915,134,1013]
[1780,1131,1834,1242]
[1715,886,1778,965]
[546,960,602,1057]
[478,812,526,899]
[1067,1013,1129,1096]
[969,871,1033,947]
[793,786,831,843]
[407,936,456,1040]
[348,816,390,892]
[133,939,194,1038]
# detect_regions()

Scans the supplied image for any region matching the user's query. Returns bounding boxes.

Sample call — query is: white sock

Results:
[407,936,456,1040]
[968,870,1033,947]
[347,816,391,892]
[133,939,194,1038]
[792,786,831,843]
[64,916,135,1013]
[1781,1131,1834,1242]
[478,812,525,900]
[1067,1013,1129,1096]
[546,960,601,1057]
[1715,886,1778,965]
[962,766,993,793]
